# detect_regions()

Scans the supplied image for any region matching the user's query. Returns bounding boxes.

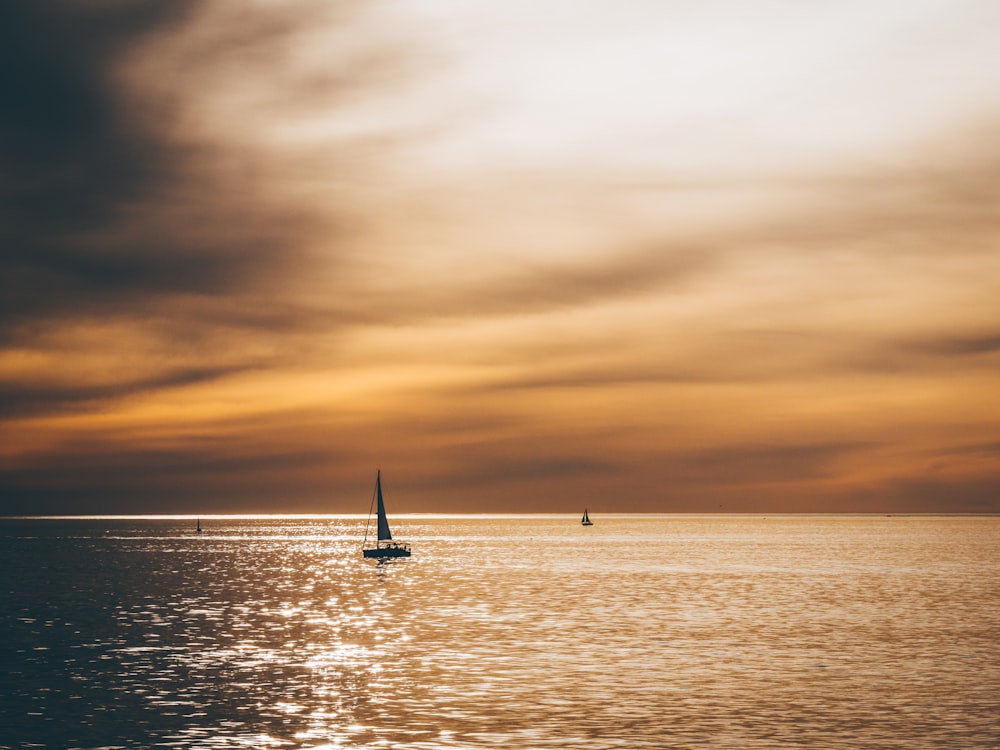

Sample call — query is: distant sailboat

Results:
[581,508,593,526]
[362,470,411,558]
[196,517,202,534]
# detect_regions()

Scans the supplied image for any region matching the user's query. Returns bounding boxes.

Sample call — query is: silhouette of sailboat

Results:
[196,517,202,534]
[362,470,411,558]
[581,508,593,526]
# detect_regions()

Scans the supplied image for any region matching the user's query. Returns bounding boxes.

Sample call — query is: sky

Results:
[2,0,999,515]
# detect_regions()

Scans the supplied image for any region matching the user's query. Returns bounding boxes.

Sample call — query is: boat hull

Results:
[363,545,411,559]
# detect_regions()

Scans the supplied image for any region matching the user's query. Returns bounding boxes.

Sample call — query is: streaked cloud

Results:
[2,1,999,514]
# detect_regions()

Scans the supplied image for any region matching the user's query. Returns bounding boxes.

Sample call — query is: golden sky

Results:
[2,1,999,513]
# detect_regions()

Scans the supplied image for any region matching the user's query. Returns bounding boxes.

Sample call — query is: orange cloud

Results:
[3,2,999,514]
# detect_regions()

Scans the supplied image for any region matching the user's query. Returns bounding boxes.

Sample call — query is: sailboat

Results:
[196,517,202,534]
[362,470,411,558]
[581,508,593,526]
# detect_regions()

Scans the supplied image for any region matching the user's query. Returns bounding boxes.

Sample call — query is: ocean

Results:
[1,515,998,749]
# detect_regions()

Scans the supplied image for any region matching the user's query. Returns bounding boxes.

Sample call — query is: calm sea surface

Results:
[1,515,998,749]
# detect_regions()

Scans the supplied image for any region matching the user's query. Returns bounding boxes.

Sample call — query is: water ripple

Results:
[1,516,998,748]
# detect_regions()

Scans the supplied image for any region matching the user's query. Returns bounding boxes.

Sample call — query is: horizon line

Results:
[3,512,998,521]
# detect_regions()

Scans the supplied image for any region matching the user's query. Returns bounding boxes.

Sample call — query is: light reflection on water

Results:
[2,515,999,749]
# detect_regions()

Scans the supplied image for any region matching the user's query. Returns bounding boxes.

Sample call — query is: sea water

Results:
[1,515,998,749]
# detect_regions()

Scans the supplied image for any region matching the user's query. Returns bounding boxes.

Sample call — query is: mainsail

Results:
[375,470,392,541]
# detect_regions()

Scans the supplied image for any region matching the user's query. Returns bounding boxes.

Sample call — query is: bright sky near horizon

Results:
[2,1,999,514]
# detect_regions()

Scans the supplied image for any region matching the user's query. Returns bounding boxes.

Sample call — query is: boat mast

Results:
[362,472,379,550]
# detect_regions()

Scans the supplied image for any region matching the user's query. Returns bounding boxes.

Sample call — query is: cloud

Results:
[0,1,398,334]
[3,2,1000,514]
[0,3,192,221]
[905,332,1000,358]
[670,442,873,485]
[879,474,1000,514]
[0,364,246,420]
[0,2,195,319]
[0,437,336,515]
[370,243,718,326]
[0,1,406,421]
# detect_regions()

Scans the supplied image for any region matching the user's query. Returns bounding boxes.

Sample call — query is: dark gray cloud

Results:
[673,442,872,485]
[0,1,361,335]
[429,453,619,491]
[0,1,196,319]
[835,329,1000,377]
[0,439,336,516]
[904,332,1000,357]
[879,474,1000,514]
[0,364,248,419]
[0,1,378,425]
[0,3,192,218]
